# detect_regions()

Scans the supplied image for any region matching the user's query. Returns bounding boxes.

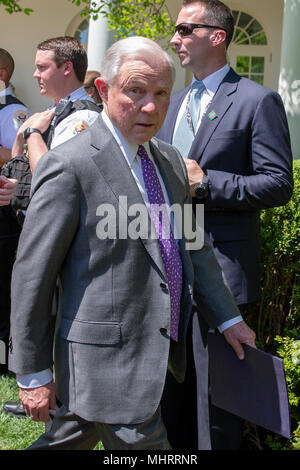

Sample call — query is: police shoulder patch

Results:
[72,121,89,136]
[14,109,30,127]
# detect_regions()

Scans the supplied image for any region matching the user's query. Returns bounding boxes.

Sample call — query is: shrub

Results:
[246,160,300,348]
[245,160,300,449]
[264,337,300,450]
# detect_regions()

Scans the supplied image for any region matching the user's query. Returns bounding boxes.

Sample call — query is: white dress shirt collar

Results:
[0,85,14,98]
[193,64,230,97]
[101,110,151,165]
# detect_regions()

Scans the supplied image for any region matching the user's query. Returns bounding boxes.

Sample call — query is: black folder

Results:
[208,331,291,439]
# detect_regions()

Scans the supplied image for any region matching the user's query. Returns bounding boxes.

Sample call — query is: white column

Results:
[86,1,115,72]
[279,0,300,159]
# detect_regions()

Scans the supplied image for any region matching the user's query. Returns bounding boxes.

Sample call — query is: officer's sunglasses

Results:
[174,22,227,37]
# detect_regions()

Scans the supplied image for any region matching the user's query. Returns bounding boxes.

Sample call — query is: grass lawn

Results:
[0,372,103,450]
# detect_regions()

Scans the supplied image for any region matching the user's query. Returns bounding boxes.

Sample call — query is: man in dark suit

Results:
[157,0,293,450]
[8,36,255,450]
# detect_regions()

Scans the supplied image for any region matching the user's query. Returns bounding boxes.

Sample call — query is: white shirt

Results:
[17,110,242,389]
[0,86,31,149]
[50,87,100,149]
[173,64,230,138]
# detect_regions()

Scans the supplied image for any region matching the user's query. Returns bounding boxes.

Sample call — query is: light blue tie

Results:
[172,81,205,158]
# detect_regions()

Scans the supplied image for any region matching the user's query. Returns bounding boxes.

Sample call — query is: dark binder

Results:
[208,331,291,439]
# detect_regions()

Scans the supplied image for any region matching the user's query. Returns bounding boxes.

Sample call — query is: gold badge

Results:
[72,121,89,136]
[14,110,29,127]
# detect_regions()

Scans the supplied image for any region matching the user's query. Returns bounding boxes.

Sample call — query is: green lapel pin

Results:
[208,110,218,121]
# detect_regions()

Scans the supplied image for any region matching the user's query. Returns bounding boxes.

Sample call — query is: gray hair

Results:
[101,36,176,85]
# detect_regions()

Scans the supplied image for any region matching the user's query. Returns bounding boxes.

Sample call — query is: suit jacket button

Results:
[160,283,168,291]
[160,328,168,335]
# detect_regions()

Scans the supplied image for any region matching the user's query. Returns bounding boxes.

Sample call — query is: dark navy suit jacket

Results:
[157,68,293,305]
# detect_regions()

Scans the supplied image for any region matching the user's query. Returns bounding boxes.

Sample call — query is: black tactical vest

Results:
[1,99,102,222]
[0,95,27,235]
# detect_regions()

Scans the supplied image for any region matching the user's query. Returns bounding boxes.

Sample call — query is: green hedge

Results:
[245,160,300,449]
[247,160,300,346]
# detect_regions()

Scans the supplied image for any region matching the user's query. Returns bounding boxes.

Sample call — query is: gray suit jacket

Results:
[9,115,240,424]
[157,68,293,304]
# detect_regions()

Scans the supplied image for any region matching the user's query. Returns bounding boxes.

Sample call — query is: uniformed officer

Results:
[12,36,100,171]
[0,49,30,165]
[0,48,30,375]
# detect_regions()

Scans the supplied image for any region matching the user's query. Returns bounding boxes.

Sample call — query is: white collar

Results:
[101,111,151,166]
[0,85,14,98]
[193,64,230,97]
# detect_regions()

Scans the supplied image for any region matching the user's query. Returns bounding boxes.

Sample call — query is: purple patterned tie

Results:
[138,145,183,341]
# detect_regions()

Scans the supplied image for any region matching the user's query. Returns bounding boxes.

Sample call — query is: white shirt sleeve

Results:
[50,109,99,149]
[17,369,53,389]
[218,315,243,333]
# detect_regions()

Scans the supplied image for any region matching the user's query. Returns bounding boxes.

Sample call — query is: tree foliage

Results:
[69,0,175,42]
[0,0,32,14]
[1,0,175,42]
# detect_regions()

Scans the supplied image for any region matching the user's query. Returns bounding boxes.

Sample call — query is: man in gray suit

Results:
[9,36,255,450]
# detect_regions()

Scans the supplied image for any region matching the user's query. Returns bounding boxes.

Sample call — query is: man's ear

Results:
[63,61,73,77]
[0,68,8,86]
[95,77,109,102]
[210,30,227,48]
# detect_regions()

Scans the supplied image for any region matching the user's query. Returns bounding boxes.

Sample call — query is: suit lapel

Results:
[161,87,190,144]
[150,139,184,207]
[89,116,144,212]
[88,116,167,280]
[150,139,189,263]
[189,69,240,162]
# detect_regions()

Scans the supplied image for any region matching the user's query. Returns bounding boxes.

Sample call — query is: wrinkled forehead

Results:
[116,54,173,86]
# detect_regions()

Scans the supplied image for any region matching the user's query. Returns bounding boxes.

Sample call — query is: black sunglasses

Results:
[174,22,227,37]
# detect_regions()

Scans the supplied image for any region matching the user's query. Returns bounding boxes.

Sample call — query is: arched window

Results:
[66,12,89,49]
[74,18,89,49]
[232,11,267,45]
[229,11,270,86]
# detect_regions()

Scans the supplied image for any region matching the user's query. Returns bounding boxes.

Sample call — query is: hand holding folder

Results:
[208,331,291,439]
